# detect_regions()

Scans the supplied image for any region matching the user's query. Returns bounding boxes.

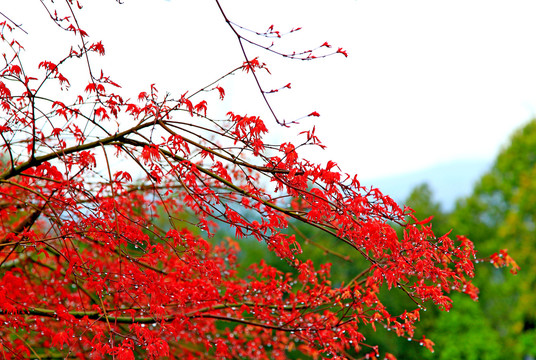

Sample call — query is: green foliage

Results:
[448,120,536,358]
[216,119,536,358]
[424,294,502,360]
[396,119,536,359]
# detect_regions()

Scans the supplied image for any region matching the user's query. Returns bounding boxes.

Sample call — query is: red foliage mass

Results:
[0,2,515,359]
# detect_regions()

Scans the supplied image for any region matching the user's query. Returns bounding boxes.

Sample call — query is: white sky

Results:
[4,0,536,180]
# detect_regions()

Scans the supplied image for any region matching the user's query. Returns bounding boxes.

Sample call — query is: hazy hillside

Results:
[363,159,493,210]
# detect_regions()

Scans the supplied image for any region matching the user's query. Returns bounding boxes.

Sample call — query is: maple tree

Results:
[0,1,517,359]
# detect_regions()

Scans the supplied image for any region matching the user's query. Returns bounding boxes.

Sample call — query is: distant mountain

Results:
[362,159,493,211]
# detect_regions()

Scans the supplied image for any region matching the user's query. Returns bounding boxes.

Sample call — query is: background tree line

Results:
[214,119,536,359]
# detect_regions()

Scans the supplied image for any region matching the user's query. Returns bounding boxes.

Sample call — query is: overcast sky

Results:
[5,0,536,180]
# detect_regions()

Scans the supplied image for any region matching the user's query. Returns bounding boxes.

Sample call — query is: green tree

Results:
[393,183,506,359]
[425,293,502,360]
[447,119,536,358]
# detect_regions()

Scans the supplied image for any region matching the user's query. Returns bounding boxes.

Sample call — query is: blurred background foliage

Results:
[161,120,536,358]
[211,119,536,359]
